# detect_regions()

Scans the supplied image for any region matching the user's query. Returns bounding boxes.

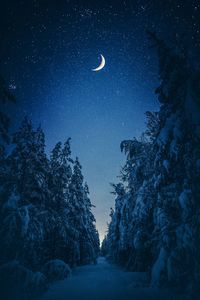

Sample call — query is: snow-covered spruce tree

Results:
[0,80,48,299]
[68,157,99,265]
[49,139,72,211]
[105,184,127,264]
[46,139,74,263]
[104,33,200,292]
[147,32,200,290]
[0,118,51,269]
[0,117,99,297]
[104,136,155,271]
[121,137,155,271]
[66,157,83,266]
[82,182,100,263]
[0,116,99,268]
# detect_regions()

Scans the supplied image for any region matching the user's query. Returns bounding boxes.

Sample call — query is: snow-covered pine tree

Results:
[0,118,51,268]
[47,138,75,265]
[0,118,99,270]
[104,207,115,259]
[147,31,200,291]
[120,137,155,271]
[66,157,84,265]
[103,32,200,294]
[0,113,99,296]
[104,136,155,271]
[9,118,50,207]
[82,182,100,263]
[49,139,72,211]
[68,157,99,265]
[105,184,127,265]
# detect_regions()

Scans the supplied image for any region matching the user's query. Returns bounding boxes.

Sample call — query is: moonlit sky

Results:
[1,0,200,241]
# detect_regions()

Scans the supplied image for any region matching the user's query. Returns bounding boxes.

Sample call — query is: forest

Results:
[0,32,200,300]
[102,32,200,296]
[0,81,100,298]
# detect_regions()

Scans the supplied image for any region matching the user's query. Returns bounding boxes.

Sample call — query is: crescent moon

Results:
[92,54,105,72]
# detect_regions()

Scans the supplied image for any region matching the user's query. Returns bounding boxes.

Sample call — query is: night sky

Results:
[1,0,200,241]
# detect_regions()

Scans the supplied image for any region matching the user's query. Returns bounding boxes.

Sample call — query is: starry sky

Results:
[1,0,200,241]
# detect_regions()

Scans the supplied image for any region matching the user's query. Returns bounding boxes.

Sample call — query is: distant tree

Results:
[101,235,108,256]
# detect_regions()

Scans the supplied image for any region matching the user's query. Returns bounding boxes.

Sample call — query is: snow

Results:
[20,205,30,236]
[163,160,169,172]
[157,114,176,146]
[178,189,192,211]
[3,193,20,210]
[38,257,186,300]
[0,260,48,299]
[42,260,71,281]
[151,247,168,286]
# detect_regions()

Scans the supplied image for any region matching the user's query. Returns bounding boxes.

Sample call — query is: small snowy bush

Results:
[27,271,48,297]
[0,260,48,299]
[42,259,71,281]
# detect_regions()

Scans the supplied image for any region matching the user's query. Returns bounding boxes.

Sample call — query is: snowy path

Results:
[39,257,184,300]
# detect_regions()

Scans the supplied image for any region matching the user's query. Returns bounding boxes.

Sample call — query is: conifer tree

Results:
[103,32,200,293]
[147,31,200,290]
[0,118,50,268]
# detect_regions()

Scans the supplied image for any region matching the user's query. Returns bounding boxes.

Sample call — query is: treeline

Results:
[102,32,200,294]
[0,79,99,297]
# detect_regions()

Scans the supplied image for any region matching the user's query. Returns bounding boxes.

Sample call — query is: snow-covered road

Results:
[39,257,185,300]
